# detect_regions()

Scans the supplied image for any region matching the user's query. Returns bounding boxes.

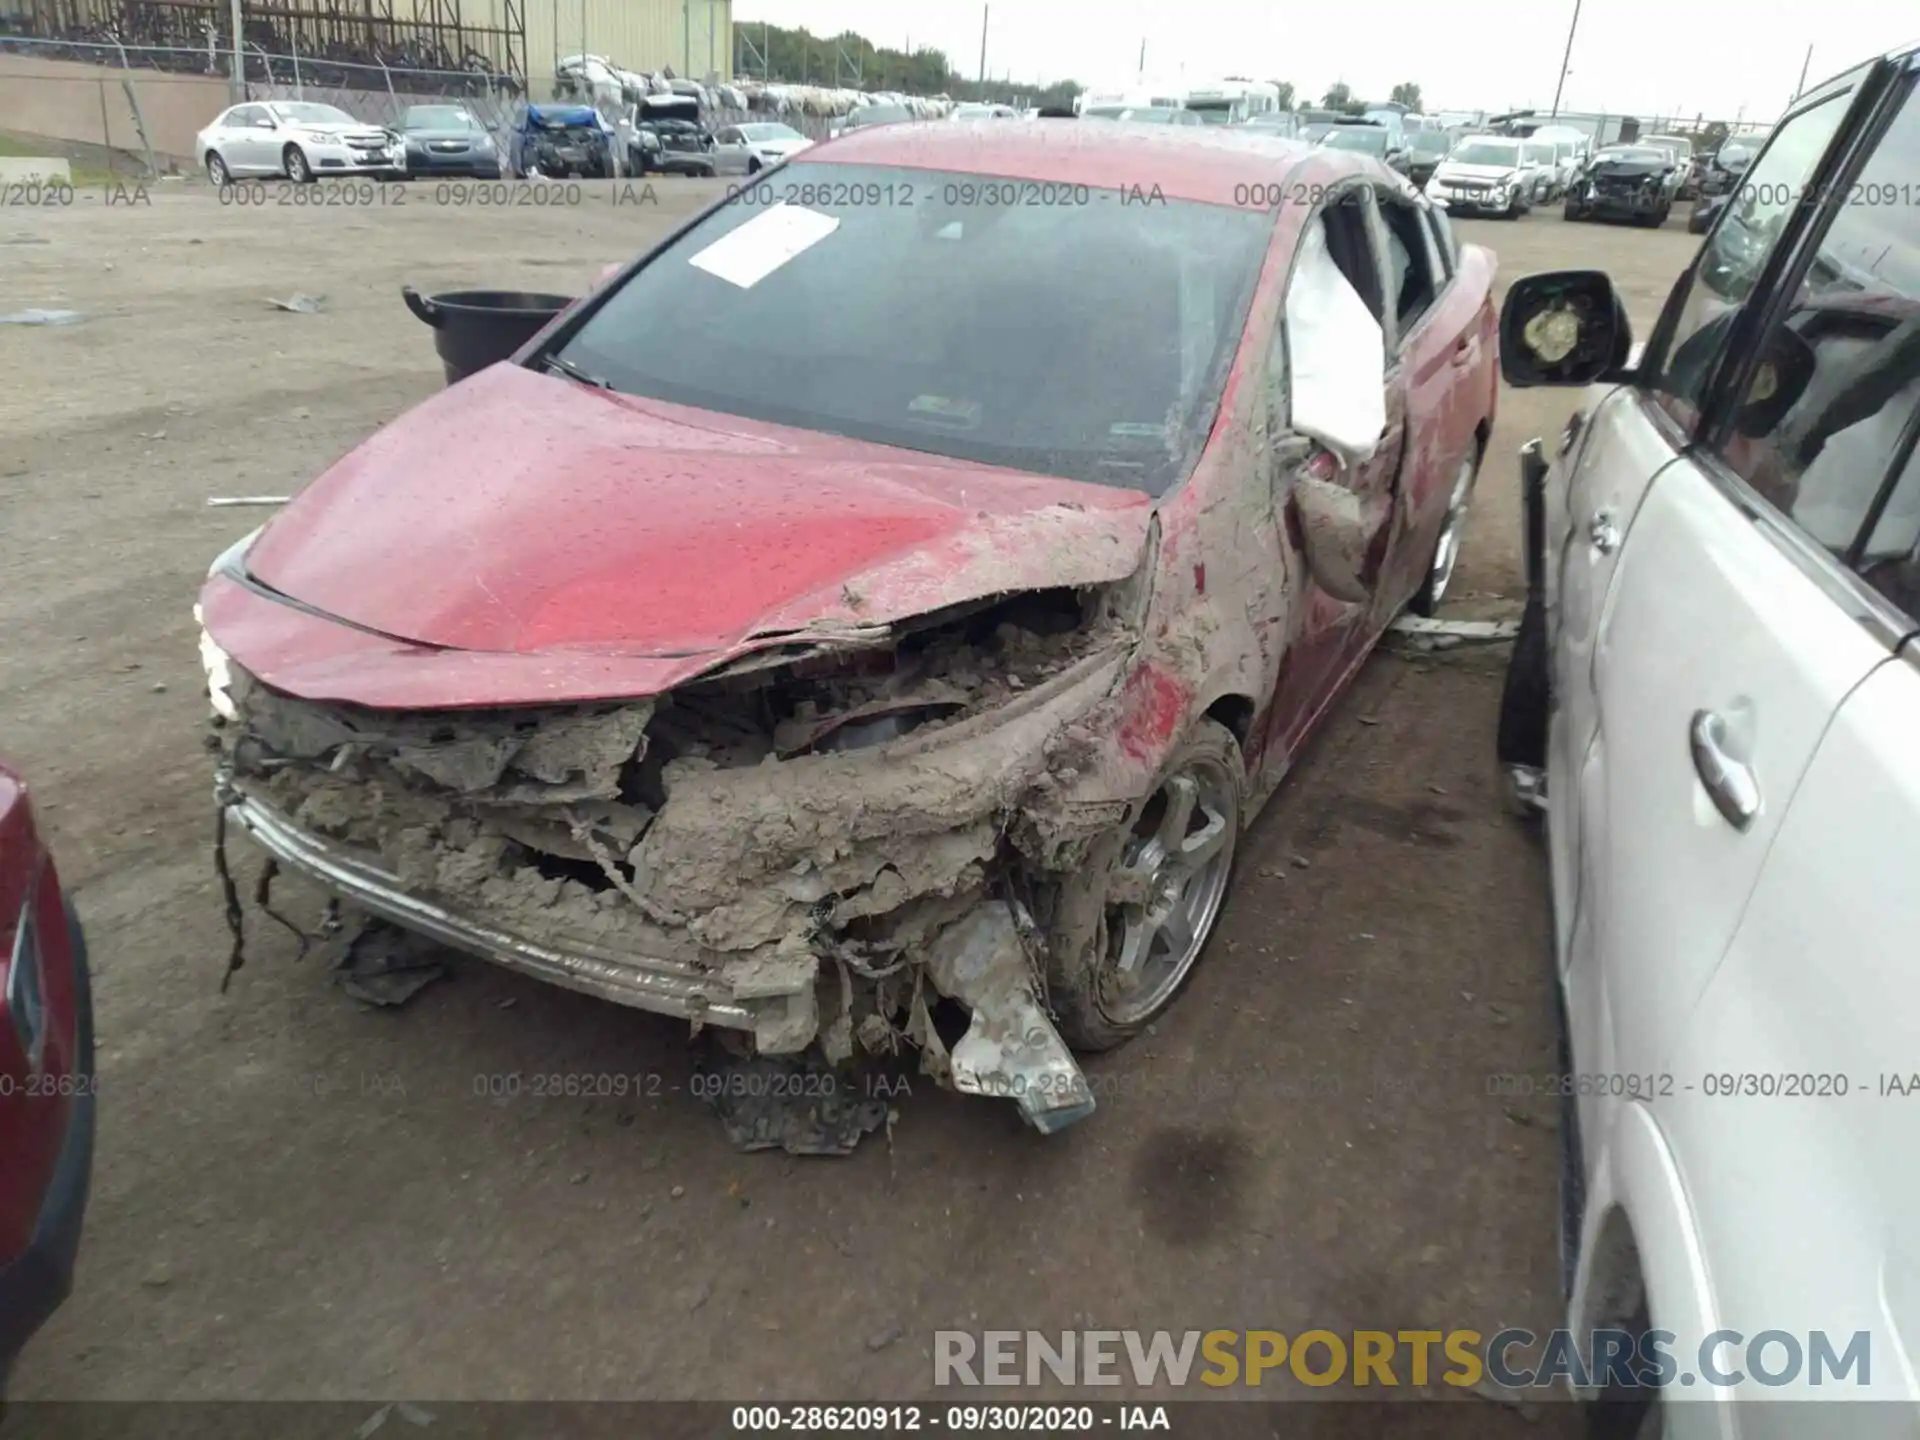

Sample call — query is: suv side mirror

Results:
[1499,270,1633,387]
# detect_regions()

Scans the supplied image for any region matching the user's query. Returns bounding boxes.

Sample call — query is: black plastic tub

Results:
[402,286,575,386]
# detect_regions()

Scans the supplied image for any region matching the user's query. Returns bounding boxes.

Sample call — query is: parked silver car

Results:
[710,122,812,176]
[196,102,404,186]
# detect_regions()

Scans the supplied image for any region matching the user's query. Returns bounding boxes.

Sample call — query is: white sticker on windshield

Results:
[688,203,840,288]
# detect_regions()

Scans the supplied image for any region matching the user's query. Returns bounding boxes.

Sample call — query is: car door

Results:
[1371,185,1482,607]
[712,126,747,174]
[1264,182,1408,758]
[224,105,265,172]
[1566,58,1905,1185]
[1629,74,1920,1406]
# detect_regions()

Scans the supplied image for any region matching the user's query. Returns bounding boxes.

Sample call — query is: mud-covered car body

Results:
[198,124,1498,1130]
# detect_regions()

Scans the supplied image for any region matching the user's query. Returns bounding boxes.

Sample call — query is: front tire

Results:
[283,144,313,183]
[1563,199,1583,221]
[1046,719,1245,1052]
[206,150,230,186]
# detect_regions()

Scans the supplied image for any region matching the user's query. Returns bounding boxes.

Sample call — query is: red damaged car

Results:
[0,759,95,1394]
[197,122,1497,1133]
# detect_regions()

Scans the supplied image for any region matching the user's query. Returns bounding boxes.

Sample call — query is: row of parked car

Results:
[194,96,818,186]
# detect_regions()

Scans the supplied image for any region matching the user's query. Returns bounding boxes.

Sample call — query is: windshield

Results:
[1595,147,1669,165]
[403,105,478,130]
[1650,136,1693,156]
[273,103,355,126]
[1322,127,1388,156]
[1117,107,1180,124]
[1185,102,1235,125]
[1451,140,1520,167]
[1081,106,1128,119]
[740,123,803,140]
[1408,131,1452,156]
[554,163,1273,496]
[1522,143,1553,164]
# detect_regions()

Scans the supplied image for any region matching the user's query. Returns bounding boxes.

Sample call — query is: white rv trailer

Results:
[1076,79,1187,116]
[1182,78,1282,124]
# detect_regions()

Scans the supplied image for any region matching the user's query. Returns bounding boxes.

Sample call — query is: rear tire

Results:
[206,150,230,187]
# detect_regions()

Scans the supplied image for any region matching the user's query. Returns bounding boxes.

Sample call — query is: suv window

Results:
[1647,88,1856,431]
[1376,193,1441,335]
[1712,79,1920,619]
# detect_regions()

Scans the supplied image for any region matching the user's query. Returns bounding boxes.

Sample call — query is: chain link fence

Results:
[0,34,816,171]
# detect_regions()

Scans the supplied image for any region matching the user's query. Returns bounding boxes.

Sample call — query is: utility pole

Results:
[977,4,987,87]
[228,0,243,101]
[683,0,690,78]
[1137,37,1145,78]
[1793,44,1813,101]
[1549,0,1581,118]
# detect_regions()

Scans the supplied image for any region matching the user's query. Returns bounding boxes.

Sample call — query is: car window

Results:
[1376,193,1441,337]
[1313,190,1386,336]
[1646,89,1855,432]
[717,128,738,144]
[557,161,1275,497]
[228,106,258,127]
[1711,78,1920,616]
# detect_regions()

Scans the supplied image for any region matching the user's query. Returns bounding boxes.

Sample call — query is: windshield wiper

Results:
[541,353,613,390]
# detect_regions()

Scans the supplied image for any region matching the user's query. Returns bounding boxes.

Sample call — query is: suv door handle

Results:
[1588,508,1620,554]
[1690,710,1761,830]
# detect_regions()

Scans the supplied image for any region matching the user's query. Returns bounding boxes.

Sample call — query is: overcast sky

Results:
[741,0,1911,123]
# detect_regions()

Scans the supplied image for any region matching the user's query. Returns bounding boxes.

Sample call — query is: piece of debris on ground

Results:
[334,919,448,1007]
[1386,615,1522,654]
[269,294,326,314]
[697,1052,890,1156]
[0,308,84,326]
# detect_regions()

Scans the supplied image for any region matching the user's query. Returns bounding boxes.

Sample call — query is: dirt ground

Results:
[0,176,1703,1410]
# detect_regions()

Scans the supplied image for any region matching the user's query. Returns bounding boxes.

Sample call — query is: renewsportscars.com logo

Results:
[933,1329,1874,1390]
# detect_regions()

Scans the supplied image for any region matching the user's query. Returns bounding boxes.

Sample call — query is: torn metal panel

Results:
[924,901,1096,1134]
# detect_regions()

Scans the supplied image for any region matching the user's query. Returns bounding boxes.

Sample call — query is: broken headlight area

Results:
[211,585,1134,1132]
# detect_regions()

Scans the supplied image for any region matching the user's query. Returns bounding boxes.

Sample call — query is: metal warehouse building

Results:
[456,0,734,87]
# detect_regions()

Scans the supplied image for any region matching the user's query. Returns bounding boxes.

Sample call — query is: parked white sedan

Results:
[196,101,405,186]
[1496,38,1920,1432]
[709,121,812,176]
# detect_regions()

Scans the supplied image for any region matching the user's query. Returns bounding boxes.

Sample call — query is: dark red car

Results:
[0,759,95,1394]
[198,122,1497,1133]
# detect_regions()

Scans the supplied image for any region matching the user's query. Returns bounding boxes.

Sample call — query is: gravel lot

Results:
[0,177,1703,1413]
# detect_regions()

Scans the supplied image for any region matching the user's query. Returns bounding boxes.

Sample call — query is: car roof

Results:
[809,120,1321,205]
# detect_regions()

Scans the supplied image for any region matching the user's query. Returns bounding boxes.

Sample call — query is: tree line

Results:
[731,22,1422,118]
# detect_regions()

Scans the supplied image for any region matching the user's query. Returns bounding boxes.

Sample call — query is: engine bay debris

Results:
[212,586,1142,1147]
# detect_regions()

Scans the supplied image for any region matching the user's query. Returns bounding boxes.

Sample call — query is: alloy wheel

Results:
[1097,757,1239,1025]
[1425,454,1478,608]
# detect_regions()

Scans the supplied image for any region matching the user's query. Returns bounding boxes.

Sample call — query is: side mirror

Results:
[1292,465,1384,603]
[1498,270,1633,387]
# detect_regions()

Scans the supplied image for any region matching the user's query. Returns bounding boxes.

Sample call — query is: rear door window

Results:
[1645,87,1859,433]
[1709,75,1920,626]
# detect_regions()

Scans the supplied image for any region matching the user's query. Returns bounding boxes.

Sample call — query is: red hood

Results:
[242,364,1153,669]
